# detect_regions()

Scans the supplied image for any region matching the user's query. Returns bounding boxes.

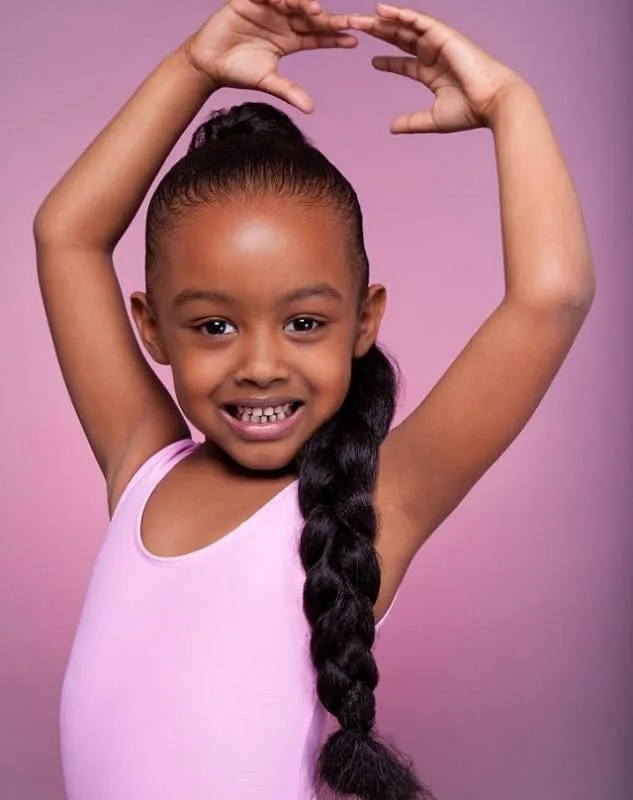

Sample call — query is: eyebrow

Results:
[172,282,344,308]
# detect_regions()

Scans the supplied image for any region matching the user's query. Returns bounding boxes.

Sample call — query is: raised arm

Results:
[33,0,359,507]
[33,44,211,489]
[350,6,596,565]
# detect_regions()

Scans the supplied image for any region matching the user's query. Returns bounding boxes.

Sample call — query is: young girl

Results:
[34,1,595,798]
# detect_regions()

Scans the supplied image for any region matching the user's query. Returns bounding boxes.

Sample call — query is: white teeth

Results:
[232,402,296,425]
[237,403,293,415]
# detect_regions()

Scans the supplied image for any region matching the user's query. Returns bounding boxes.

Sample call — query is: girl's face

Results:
[132,195,385,472]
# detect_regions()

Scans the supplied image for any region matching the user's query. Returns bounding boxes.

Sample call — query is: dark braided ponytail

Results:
[145,101,435,800]
[297,346,435,800]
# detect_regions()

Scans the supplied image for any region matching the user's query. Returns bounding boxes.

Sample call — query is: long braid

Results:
[297,345,435,800]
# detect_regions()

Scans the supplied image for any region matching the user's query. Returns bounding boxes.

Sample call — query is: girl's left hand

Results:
[349,4,527,133]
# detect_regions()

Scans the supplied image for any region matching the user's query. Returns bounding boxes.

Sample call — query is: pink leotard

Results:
[60,438,399,799]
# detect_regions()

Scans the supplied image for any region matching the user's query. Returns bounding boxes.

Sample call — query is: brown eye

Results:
[285,317,322,334]
[198,319,237,336]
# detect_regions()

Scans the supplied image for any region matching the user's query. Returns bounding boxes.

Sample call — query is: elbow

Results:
[556,272,596,315]
[32,207,46,242]
[507,266,597,317]
[559,288,595,316]
[32,204,58,245]
[33,199,78,246]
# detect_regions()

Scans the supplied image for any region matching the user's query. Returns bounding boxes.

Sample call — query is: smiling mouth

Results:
[224,401,303,424]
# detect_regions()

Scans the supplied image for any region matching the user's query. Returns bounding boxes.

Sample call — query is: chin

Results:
[226,442,298,474]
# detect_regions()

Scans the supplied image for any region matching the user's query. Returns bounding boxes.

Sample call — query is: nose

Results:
[232,329,290,387]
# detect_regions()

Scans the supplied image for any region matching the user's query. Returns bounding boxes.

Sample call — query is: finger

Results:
[390,108,438,134]
[349,17,418,55]
[375,4,444,35]
[286,0,323,14]
[372,54,421,81]
[267,0,315,10]
[291,11,361,33]
[299,32,359,50]
[257,71,315,114]
[263,0,322,17]
[376,5,462,54]
[371,55,439,133]
[270,0,349,27]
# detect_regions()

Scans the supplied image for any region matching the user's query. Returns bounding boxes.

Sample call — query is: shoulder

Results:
[106,417,193,518]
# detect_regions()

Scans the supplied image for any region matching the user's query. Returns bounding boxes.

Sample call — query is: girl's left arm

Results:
[351,6,596,564]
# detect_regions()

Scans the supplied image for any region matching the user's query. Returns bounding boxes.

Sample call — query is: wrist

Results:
[484,78,541,131]
[176,36,222,94]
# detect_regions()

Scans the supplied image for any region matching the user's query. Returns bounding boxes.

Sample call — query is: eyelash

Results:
[195,317,325,337]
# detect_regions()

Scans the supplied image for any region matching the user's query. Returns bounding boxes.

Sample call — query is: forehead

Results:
[155,196,357,305]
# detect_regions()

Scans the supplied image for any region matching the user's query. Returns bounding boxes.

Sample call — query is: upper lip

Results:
[221,397,303,408]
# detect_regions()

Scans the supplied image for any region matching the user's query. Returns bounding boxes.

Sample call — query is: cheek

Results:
[168,344,225,399]
[298,343,353,408]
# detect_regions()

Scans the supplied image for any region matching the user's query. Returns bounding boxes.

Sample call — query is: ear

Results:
[353,283,387,358]
[130,291,170,366]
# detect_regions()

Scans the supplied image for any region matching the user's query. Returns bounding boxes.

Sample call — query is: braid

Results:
[297,345,435,800]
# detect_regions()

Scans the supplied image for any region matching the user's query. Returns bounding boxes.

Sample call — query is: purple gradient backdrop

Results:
[2,0,632,798]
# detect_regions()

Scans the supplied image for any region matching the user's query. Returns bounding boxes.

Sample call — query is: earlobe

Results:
[130,291,170,366]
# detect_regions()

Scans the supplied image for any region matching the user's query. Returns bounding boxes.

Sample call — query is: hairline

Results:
[145,190,367,301]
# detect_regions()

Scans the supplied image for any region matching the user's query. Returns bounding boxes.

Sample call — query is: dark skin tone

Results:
[125,196,400,600]
[131,195,386,476]
[34,0,593,623]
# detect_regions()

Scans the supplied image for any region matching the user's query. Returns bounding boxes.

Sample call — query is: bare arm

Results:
[34,44,216,250]
[34,43,215,486]
[33,0,358,506]
[386,83,595,545]
[351,9,597,568]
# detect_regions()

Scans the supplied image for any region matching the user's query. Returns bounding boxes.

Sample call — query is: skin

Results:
[130,196,386,474]
[34,0,595,618]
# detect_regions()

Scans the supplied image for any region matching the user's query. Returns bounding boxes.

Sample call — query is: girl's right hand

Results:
[184,0,358,113]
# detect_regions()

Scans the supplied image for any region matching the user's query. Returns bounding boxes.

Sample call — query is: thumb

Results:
[390,109,438,134]
[257,70,314,114]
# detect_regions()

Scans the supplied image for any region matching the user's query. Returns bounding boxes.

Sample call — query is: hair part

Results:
[144,102,436,800]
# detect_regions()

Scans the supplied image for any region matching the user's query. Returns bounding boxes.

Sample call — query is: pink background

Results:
[2,0,631,798]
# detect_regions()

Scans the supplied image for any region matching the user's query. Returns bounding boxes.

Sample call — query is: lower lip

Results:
[220,405,305,441]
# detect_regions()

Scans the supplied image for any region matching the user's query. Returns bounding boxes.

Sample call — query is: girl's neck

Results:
[199,437,298,483]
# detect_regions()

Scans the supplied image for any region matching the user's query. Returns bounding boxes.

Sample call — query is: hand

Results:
[350,4,527,133]
[184,0,358,113]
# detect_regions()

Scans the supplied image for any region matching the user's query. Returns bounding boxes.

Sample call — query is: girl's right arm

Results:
[34,44,214,495]
[33,0,357,507]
